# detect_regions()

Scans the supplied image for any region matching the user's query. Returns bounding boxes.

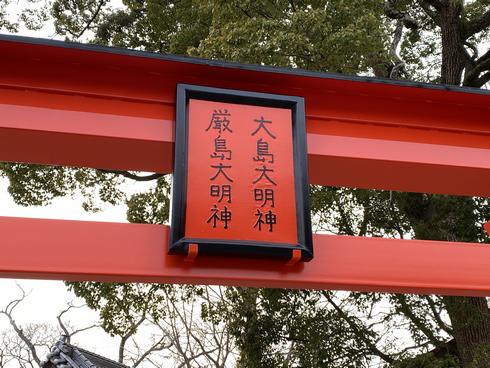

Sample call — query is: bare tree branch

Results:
[118,314,147,363]
[131,335,171,368]
[0,286,41,366]
[56,302,99,344]
[471,71,490,88]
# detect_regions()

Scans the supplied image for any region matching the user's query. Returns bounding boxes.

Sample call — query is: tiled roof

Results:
[41,336,129,368]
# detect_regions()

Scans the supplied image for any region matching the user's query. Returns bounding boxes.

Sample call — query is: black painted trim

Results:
[169,84,313,261]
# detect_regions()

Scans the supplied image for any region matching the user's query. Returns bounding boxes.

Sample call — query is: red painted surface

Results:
[307,135,490,196]
[1,102,489,196]
[484,221,490,236]
[185,99,297,243]
[0,216,489,296]
[0,102,173,173]
[0,36,489,295]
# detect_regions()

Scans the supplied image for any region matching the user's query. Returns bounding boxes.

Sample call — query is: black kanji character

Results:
[253,209,277,232]
[210,163,233,182]
[220,206,232,229]
[264,210,277,232]
[210,184,232,203]
[251,116,276,139]
[207,205,220,228]
[210,136,232,160]
[206,204,232,229]
[253,138,274,163]
[253,165,276,186]
[205,109,232,133]
[253,188,274,207]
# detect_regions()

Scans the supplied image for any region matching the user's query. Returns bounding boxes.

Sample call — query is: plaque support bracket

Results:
[185,243,199,263]
[286,250,302,266]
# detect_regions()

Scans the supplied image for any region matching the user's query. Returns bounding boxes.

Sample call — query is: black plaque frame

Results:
[169,84,313,261]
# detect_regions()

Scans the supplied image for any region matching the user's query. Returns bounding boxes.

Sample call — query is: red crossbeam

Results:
[1,102,489,197]
[1,216,489,296]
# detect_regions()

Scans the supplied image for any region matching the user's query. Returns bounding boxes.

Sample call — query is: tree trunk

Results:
[443,296,490,367]
[439,3,466,85]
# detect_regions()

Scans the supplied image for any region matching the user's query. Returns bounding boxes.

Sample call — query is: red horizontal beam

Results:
[1,103,489,196]
[1,216,489,296]
[308,134,490,197]
[0,103,174,173]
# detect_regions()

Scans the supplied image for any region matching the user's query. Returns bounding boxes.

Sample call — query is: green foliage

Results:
[395,194,488,243]
[51,0,390,74]
[202,288,381,367]
[467,344,490,368]
[0,0,18,32]
[190,0,389,74]
[0,0,51,33]
[310,187,413,237]
[19,0,51,31]
[0,163,124,212]
[67,282,171,336]
[126,176,171,224]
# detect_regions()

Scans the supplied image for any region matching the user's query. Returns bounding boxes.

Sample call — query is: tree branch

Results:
[75,0,106,39]
[119,314,147,364]
[0,286,41,366]
[417,0,441,25]
[56,303,99,344]
[395,294,445,348]
[384,0,419,28]
[390,19,406,79]
[463,49,490,86]
[464,41,478,61]
[424,296,453,335]
[384,1,419,79]
[422,0,443,11]
[469,71,490,88]
[466,9,490,37]
[323,292,394,364]
[132,336,171,368]
[97,169,164,181]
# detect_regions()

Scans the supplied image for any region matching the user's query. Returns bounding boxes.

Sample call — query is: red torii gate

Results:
[0,34,489,296]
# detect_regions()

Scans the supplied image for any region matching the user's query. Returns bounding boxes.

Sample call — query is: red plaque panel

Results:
[170,85,312,261]
[185,99,298,243]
